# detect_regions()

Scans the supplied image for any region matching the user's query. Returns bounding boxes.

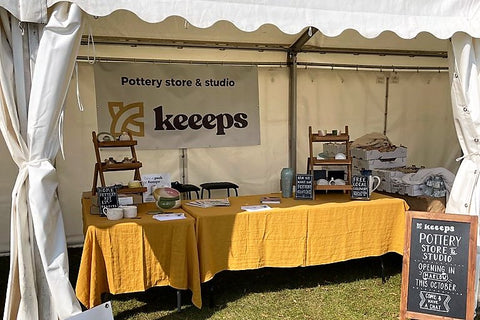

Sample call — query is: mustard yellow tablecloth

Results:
[183,192,408,283]
[76,197,202,309]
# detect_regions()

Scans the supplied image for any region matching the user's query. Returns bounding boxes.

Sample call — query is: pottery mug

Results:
[106,207,124,220]
[121,205,137,218]
[368,175,381,196]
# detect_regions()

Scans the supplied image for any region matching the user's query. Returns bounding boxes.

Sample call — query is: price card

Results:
[295,174,314,200]
[96,186,119,217]
[351,175,369,200]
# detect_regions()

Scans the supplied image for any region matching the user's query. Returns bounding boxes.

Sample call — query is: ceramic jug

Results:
[361,169,381,196]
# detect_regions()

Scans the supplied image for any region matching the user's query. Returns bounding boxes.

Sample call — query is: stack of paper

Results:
[240,205,272,212]
[186,198,231,208]
[152,213,186,221]
[260,196,281,204]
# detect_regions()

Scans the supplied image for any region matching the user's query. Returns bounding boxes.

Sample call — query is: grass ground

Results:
[80,250,404,319]
[0,250,477,319]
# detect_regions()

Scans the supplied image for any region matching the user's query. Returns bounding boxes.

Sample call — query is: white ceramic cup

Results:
[106,207,124,220]
[121,205,138,218]
[369,175,381,194]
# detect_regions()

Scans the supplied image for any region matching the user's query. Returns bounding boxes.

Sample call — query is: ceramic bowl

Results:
[156,198,181,210]
[317,178,329,185]
[128,180,142,188]
[153,187,181,210]
[152,187,180,200]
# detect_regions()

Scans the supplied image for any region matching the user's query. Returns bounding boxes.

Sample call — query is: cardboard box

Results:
[372,168,405,185]
[391,180,406,194]
[377,180,392,193]
[351,146,407,160]
[404,184,424,197]
[353,157,406,170]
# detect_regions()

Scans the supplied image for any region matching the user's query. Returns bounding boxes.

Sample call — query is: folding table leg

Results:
[380,256,386,283]
[176,290,182,312]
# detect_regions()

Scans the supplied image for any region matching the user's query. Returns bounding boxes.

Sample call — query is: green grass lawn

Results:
[78,251,405,320]
[0,249,477,319]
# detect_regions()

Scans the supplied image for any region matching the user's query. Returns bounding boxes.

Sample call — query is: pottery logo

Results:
[108,101,145,137]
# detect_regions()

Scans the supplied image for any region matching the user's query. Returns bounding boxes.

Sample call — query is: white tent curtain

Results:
[446,32,480,302]
[0,3,82,320]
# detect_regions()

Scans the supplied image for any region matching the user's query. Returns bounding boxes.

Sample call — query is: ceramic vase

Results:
[281,167,294,198]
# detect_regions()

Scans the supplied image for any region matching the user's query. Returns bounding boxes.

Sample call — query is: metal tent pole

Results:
[287,52,297,173]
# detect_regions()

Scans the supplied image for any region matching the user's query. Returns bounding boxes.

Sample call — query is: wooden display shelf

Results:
[314,185,353,191]
[91,131,143,195]
[309,158,352,166]
[99,162,143,171]
[97,140,138,148]
[310,133,349,142]
[308,125,352,193]
[117,187,147,194]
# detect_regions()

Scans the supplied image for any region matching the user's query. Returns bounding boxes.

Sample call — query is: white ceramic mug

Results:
[106,207,124,220]
[369,175,381,195]
[121,205,138,218]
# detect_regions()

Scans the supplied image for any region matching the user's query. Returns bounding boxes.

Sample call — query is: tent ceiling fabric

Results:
[47,0,480,39]
[82,13,449,56]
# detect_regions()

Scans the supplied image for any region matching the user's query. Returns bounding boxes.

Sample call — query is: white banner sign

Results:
[94,63,260,149]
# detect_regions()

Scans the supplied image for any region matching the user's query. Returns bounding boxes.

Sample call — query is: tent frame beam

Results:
[81,35,447,58]
[76,56,447,72]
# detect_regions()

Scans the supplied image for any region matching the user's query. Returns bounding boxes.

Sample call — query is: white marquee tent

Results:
[1,1,480,319]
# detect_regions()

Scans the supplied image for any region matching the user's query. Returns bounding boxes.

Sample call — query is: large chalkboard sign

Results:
[295,174,314,200]
[351,175,369,200]
[400,211,477,320]
[96,186,119,217]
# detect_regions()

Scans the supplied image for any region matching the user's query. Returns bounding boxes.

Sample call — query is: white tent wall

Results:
[387,71,460,169]
[295,68,459,174]
[296,69,385,171]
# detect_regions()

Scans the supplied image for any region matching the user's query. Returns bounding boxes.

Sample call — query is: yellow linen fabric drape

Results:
[184,193,408,282]
[76,198,202,309]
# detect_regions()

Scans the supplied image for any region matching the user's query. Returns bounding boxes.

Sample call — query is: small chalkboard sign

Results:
[400,211,477,320]
[96,186,119,217]
[295,174,314,200]
[351,175,369,200]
